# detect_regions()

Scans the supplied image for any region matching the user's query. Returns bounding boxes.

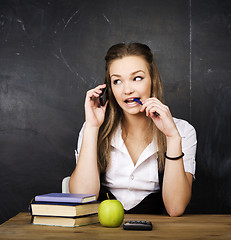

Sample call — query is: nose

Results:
[123,81,134,95]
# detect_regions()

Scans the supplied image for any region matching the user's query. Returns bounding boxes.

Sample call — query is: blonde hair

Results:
[97,43,166,173]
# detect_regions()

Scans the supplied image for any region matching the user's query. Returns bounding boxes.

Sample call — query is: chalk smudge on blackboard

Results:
[102,13,111,25]
[63,9,80,31]
[16,19,26,32]
[59,47,86,84]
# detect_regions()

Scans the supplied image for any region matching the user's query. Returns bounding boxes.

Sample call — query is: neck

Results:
[122,112,151,136]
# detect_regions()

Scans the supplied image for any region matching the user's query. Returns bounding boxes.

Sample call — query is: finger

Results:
[143,100,164,113]
[89,84,107,99]
[88,83,106,93]
[142,100,168,115]
[143,97,162,105]
[149,107,161,118]
[143,98,167,109]
[140,98,160,111]
[87,89,103,100]
[145,105,161,117]
[95,84,107,91]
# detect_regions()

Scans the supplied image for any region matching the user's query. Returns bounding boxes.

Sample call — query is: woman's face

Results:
[109,56,152,116]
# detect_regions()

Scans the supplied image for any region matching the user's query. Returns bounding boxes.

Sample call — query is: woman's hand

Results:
[140,98,179,138]
[85,84,108,128]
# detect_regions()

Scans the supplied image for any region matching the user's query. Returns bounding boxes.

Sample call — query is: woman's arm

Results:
[69,124,101,197]
[141,98,194,216]
[162,135,193,217]
[69,84,107,198]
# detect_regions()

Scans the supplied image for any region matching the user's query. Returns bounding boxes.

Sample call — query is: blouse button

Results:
[130,174,134,180]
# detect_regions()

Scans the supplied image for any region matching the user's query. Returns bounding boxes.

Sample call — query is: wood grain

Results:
[0,212,230,240]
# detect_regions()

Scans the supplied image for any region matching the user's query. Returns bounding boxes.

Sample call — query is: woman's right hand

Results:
[84,84,108,128]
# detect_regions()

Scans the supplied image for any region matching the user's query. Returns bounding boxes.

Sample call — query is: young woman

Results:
[69,43,197,216]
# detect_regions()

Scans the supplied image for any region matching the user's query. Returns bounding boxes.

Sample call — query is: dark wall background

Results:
[0,0,230,223]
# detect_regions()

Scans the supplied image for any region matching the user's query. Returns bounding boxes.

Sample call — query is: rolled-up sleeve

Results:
[175,118,197,177]
[75,123,85,164]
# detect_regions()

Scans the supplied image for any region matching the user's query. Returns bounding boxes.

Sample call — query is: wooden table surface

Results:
[0,212,231,240]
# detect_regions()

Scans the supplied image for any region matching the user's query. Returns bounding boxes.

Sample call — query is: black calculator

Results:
[123,220,153,231]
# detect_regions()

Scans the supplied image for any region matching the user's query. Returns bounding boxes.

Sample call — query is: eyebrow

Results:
[110,70,145,78]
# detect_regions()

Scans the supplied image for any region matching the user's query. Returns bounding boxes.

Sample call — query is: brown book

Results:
[32,214,99,227]
[30,201,100,217]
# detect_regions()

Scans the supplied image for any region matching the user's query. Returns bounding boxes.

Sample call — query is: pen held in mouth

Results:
[134,98,160,117]
[134,98,143,105]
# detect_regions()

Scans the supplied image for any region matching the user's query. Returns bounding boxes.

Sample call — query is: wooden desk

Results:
[0,212,230,240]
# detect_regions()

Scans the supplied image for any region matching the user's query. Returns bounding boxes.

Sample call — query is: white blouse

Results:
[75,117,197,210]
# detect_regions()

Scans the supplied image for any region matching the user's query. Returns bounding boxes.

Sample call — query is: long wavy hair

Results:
[97,43,166,174]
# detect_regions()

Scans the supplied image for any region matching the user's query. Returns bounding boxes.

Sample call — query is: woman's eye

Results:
[113,79,121,85]
[134,76,143,81]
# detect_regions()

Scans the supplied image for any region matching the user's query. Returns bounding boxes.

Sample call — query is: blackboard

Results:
[0,0,230,223]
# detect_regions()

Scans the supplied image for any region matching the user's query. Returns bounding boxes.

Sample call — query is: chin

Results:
[123,109,142,116]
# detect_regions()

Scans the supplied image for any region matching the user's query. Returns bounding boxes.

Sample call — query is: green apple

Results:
[98,199,124,227]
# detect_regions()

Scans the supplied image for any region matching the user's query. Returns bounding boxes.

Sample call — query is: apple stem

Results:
[106,192,110,200]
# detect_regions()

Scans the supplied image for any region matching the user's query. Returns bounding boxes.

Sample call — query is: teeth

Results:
[125,98,135,103]
[124,98,141,104]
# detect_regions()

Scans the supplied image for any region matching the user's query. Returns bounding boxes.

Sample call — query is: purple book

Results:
[35,193,96,204]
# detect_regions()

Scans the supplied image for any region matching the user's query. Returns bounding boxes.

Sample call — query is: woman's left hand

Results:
[140,98,179,138]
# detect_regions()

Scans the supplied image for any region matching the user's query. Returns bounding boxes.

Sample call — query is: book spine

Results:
[35,197,82,203]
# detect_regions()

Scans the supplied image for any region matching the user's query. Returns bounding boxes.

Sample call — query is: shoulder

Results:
[173,117,196,137]
[173,117,194,129]
[79,122,86,135]
[77,122,86,139]
[76,122,86,150]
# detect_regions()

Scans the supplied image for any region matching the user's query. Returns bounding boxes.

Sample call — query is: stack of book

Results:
[30,193,100,227]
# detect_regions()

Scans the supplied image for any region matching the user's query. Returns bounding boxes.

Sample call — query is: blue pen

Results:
[134,98,160,117]
[134,98,143,105]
